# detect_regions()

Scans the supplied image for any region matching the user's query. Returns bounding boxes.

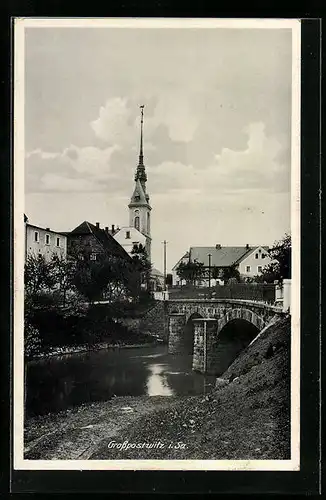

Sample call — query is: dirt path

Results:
[24,396,174,460]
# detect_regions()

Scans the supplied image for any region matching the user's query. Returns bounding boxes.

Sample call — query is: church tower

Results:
[128,105,152,260]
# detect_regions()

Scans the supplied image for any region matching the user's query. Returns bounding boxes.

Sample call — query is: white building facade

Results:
[113,226,147,256]
[25,223,67,261]
[236,246,272,278]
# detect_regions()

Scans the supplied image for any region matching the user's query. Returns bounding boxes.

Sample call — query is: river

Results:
[26,345,216,417]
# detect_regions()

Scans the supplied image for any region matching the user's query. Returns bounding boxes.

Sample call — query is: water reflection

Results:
[146,364,174,396]
[26,345,216,417]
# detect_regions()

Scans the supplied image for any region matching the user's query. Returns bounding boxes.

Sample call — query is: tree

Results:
[73,255,121,303]
[176,260,205,286]
[211,264,240,284]
[131,243,152,290]
[260,233,291,283]
[50,254,78,306]
[24,253,56,297]
[210,265,240,284]
[211,266,224,280]
[221,265,241,284]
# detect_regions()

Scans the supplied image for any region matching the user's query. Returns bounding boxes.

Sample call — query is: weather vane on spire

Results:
[140,104,145,123]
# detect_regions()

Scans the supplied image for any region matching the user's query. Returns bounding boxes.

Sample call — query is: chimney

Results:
[111,224,115,234]
[96,222,100,228]
[246,243,249,250]
[215,244,221,250]
[105,226,109,233]
[45,227,50,231]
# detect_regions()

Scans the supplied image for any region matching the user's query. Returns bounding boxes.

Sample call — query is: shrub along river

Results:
[26,345,217,417]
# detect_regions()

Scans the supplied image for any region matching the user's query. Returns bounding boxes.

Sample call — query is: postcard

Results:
[14,17,301,472]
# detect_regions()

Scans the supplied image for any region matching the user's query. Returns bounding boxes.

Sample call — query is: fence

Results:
[167,283,276,304]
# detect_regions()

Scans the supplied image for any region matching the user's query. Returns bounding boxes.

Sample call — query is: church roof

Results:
[129,178,148,205]
[69,221,131,260]
[189,245,269,268]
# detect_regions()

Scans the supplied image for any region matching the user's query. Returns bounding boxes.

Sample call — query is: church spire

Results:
[139,104,144,165]
[135,105,147,190]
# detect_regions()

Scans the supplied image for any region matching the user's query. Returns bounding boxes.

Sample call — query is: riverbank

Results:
[24,315,290,461]
[91,315,290,460]
[32,340,163,360]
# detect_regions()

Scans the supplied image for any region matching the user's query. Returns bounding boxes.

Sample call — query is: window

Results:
[56,237,60,247]
[246,265,251,273]
[126,231,131,239]
[45,234,50,245]
[34,231,39,242]
[257,266,263,273]
[147,212,150,233]
[90,253,97,261]
[134,217,140,231]
[262,253,265,259]
[255,253,258,259]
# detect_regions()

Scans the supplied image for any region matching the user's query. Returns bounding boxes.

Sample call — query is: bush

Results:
[24,321,42,360]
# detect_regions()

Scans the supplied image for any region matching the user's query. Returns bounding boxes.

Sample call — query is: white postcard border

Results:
[13,17,301,472]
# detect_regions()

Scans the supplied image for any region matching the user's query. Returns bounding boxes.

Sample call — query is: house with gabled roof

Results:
[66,220,132,263]
[235,245,271,278]
[173,244,272,285]
[189,244,271,281]
[171,251,190,286]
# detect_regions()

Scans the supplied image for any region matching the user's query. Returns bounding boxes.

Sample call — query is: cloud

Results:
[25,120,289,198]
[90,97,133,145]
[90,93,200,151]
[40,174,98,192]
[146,93,199,143]
[25,144,121,193]
[147,122,289,196]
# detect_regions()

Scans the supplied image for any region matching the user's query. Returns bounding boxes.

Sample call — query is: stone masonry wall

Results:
[192,319,219,373]
[139,301,167,340]
[192,321,205,372]
[167,299,279,325]
[115,317,141,333]
[168,314,186,354]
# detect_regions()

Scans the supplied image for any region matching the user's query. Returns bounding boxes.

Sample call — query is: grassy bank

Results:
[27,301,159,359]
[91,315,291,460]
[24,315,291,461]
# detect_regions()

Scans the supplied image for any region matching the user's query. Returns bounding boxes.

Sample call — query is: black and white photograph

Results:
[14,18,301,471]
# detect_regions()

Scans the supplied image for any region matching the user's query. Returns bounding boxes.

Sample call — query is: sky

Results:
[24,24,293,273]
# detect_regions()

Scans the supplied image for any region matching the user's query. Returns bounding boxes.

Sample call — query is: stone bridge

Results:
[166,298,284,375]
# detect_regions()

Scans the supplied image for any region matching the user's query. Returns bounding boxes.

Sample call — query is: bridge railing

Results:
[167,283,276,304]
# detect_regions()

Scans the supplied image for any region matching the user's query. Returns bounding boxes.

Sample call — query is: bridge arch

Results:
[217,308,266,337]
[210,308,265,375]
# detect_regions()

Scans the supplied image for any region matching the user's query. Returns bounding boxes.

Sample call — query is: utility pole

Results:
[162,240,167,291]
[208,253,212,293]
